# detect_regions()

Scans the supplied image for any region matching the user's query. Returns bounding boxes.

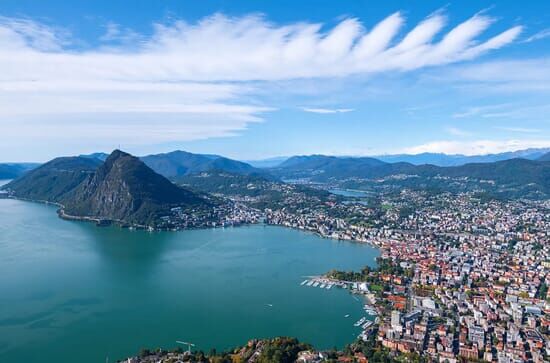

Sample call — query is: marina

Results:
[354,317,367,327]
[300,276,378,340]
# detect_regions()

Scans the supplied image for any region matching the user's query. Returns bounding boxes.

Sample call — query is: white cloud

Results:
[446,127,471,137]
[0,12,521,82]
[402,139,550,155]
[523,28,550,43]
[441,58,550,93]
[452,103,512,118]
[0,11,523,151]
[496,127,542,133]
[302,107,354,114]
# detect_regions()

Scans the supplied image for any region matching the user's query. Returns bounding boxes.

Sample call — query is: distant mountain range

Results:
[3,147,550,212]
[140,150,270,180]
[245,156,290,168]
[373,148,550,166]
[0,163,40,179]
[270,154,550,198]
[79,150,270,180]
[3,150,211,227]
[277,155,385,172]
[538,151,550,162]
[248,147,550,168]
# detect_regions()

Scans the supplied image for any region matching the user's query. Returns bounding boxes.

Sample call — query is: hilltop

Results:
[63,150,210,226]
[3,157,102,202]
[141,150,270,179]
[2,151,221,228]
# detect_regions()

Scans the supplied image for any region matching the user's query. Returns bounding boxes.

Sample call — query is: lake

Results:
[0,194,379,363]
[328,189,370,198]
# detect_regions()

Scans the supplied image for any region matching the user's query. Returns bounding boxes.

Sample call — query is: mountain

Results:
[375,148,550,166]
[245,156,289,168]
[413,159,550,189]
[141,150,271,179]
[272,155,387,180]
[0,163,39,179]
[63,150,210,225]
[3,157,102,202]
[79,152,109,161]
[538,152,550,162]
[272,154,550,198]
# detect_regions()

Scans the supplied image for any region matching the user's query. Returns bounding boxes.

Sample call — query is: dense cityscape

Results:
[125,185,549,362]
[264,190,550,362]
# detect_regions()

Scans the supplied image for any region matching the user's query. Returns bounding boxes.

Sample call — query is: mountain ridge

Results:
[63,150,209,226]
[140,150,272,179]
[270,154,550,198]
[3,157,102,202]
[3,150,212,227]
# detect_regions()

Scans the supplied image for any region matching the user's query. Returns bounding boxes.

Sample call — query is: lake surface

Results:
[0,196,379,363]
[328,189,370,198]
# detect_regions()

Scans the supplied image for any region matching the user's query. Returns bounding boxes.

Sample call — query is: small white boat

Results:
[313,282,319,287]
[354,317,366,327]
[326,284,332,289]
[319,284,326,289]
[301,280,308,286]
[306,280,314,286]
[362,321,373,329]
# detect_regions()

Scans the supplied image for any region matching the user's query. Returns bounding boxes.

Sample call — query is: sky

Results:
[0,0,549,162]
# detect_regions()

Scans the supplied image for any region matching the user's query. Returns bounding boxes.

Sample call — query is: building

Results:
[468,325,485,348]
[391,310,402,330]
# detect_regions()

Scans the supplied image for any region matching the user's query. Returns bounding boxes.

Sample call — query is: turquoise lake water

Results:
[0,193,379,363]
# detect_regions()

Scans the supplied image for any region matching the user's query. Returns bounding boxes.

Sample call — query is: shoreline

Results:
[4,194,384,250]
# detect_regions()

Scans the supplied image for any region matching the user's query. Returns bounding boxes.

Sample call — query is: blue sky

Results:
[1,0,549,161]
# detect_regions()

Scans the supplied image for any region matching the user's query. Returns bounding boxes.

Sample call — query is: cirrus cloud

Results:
[402,139,550,156]
[301,107,354,114]
[0,11,523,154]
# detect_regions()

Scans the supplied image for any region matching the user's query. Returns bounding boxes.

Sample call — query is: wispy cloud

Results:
[441,58,550,93]
[523,28,550,43]
[302,107,354,114]
[0,12,521,82]
[0,11,523,150]
[446,127,472,137]
[496,126,542,133]
[402,139,550,155]
[452,103,512,118]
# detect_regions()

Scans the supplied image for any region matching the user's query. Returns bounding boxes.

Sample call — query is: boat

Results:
[319,284,326,288]
[306,280,314,286]
[301,280,308,286]
[344,314,350,318]
[313,282,319,287]
[362,321,373,329]
[326,284,332,289]
[354,317,366,327]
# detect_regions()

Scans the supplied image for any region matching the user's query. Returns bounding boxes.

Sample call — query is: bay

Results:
[0,194,379,363]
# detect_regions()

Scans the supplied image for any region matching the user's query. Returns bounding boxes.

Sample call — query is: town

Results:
[268,189,550,362]
[127,187,549,362]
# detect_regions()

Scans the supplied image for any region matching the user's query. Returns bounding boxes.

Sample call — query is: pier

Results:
[299,276,379,341]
